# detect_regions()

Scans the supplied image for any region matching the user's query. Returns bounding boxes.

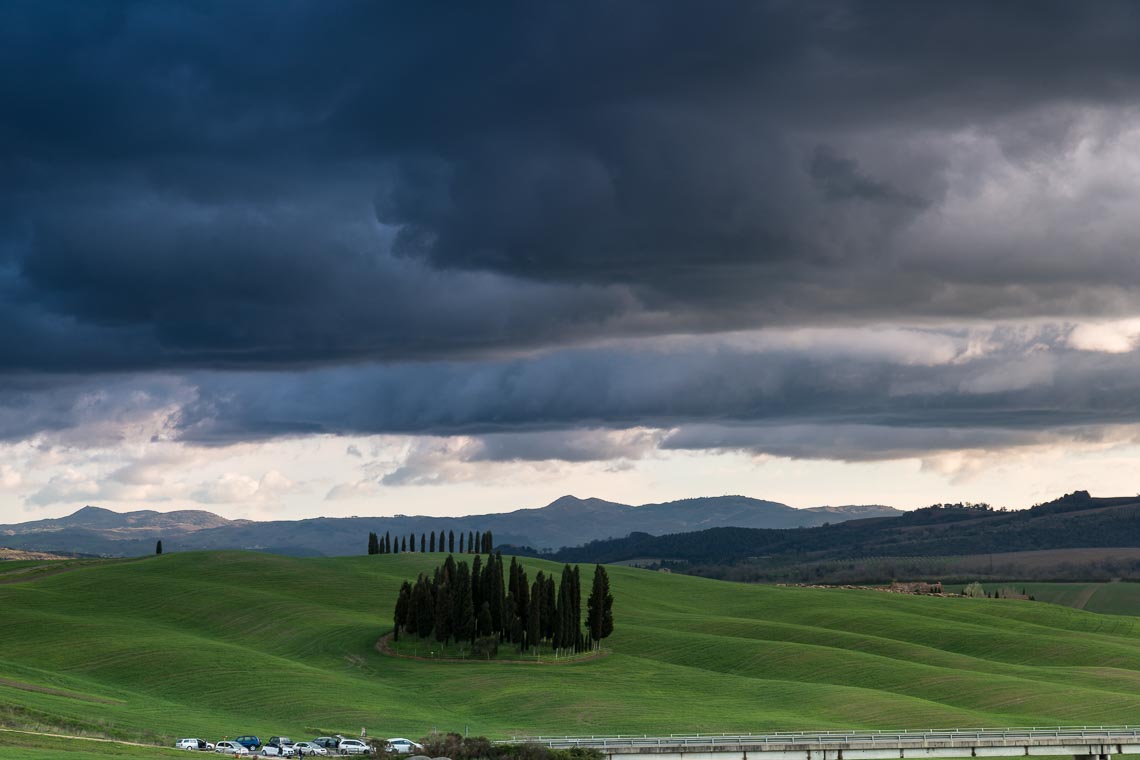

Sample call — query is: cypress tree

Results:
[477,601,493,638]
[571,565,583,652]
[434,583,453,644]
[394,581,412,641]
[527,573,543,651]
[516,567,530,643]
[368,532,379,555]
[429,532,436,552]
[420,533,426,552]
[543,575,556,640]
[586,564,614,649]
[401,536,407,552]
[155,539,163,555]
[408,533,415,552]
[483,530,494,553]
[489,551,505,638]
[453,561,475,645]
[449,530,455,553]
[385,532,391,553]
[415,576,434,638]
[505,591,520,645]
[468,531,474,553]
[442,553,457,585]
[471,554,483,616]
[474,531,482,554]
[459,532,465,554]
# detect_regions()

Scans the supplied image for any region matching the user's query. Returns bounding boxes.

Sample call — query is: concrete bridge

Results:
[510,727,1140,760]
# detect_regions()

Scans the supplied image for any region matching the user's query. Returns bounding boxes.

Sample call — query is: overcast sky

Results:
[5,1,1140,522]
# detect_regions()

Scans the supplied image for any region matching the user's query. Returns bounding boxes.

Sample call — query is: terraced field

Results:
[5,552,1140,755]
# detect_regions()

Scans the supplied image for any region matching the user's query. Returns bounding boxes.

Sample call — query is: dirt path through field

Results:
[0,726,154,748]
[1072,583,1102,610]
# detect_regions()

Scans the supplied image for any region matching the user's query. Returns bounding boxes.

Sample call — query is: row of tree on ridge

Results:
[392,552,613,656]
[368,529,494,555]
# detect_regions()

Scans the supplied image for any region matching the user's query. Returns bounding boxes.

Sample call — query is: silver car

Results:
[336,739,372,755]
[215,742,251,756]
[293,742,329,757]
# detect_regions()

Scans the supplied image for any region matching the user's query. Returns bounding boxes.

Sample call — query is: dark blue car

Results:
[234,736,261,751]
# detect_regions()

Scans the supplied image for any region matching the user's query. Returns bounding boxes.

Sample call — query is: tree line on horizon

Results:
[368,529,494,555]
[391,552,613,657]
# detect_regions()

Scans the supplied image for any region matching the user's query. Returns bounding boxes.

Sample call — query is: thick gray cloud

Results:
[6,1,1140,374]
[7,1,1140,462]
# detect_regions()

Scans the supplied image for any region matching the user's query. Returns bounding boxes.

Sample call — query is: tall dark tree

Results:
[489,551,505,638]
[414,576,434,638]
[476,601,492,638]
[384,532,391,553]
[474,531,482,554]
[483,530,494,553]
[448,530,455,553]
[516,566,530,645]
[459,532,465,554]
[155,540,163,555]
[368,531,379,555]
[571,565,583,652]
[409,533,415,552]
[452,561,475,644]
[420,533,426,552]
[471,554,483,616]
[543,575,557,640]
[527,572,543,651]
[587,564,614,649]
[468,531,474,553]
[434,582,453,644]
[401,536,407,552]
[429,532,436,553]
[394,581,412,641]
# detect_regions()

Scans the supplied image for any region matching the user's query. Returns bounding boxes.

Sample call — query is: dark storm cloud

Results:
[6,0,1140,376]
[9,1,1140,460]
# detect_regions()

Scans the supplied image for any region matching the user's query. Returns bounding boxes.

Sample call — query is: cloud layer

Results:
[6,2,1140,513]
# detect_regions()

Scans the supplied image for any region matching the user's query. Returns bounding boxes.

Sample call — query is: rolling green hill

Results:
[5,552,1140,755]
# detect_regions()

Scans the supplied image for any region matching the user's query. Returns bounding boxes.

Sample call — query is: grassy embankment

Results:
[5,552,1140,755]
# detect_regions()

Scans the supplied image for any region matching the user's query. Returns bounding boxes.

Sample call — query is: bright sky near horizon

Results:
[5,3,1140,522]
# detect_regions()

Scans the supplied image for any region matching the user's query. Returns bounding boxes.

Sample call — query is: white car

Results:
[178,738,215,751]
[293,742,329,757]
[216,741,251,755]
[385,739,423,754]
[337,738,372,755]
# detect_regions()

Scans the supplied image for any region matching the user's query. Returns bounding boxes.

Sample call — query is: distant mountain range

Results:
[541,491,1140,569]
[0,496,900,557]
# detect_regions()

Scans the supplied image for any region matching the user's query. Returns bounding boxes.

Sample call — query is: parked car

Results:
[236,736,263,751]
[177,738,215,751]
[293,742,329,756]
[269,737,294,748]
[385,739,423,754]
[312,738,343,751]
[262,742,296,757]
[215,741,251,755]
[337,738,372,755]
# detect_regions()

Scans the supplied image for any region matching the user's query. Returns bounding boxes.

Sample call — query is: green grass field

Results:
[6,553,1140,757]
[945,581,1140,616]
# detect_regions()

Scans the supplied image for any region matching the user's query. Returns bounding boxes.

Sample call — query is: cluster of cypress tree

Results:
[368,529,494,555]
[391,552,613,655]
